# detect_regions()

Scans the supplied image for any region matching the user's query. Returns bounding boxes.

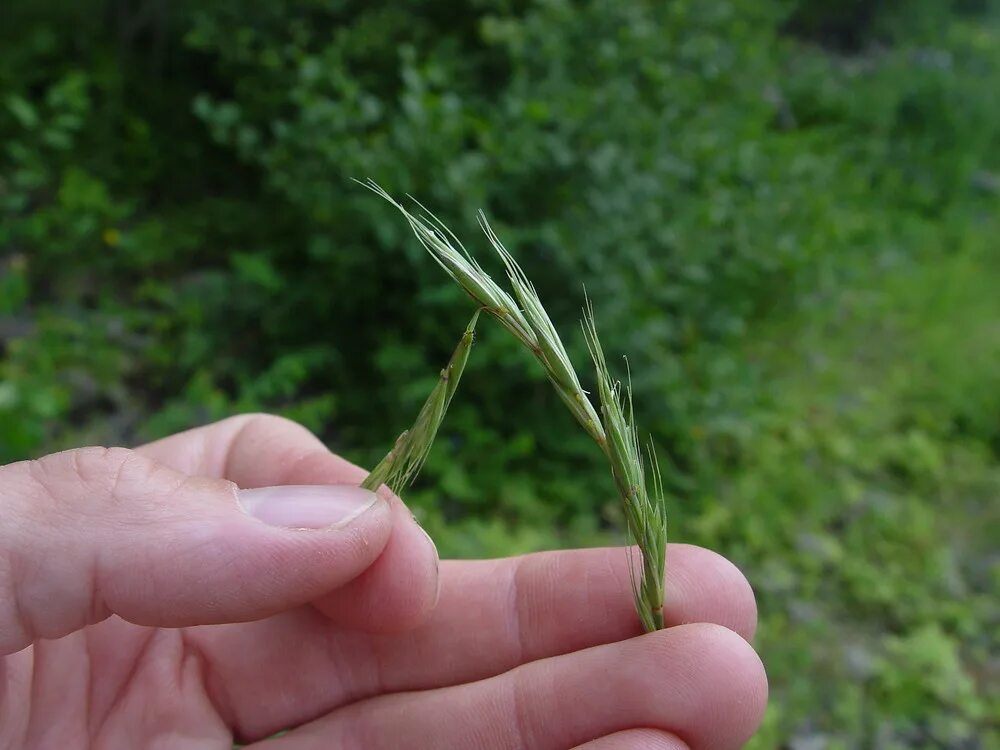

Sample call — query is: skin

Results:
[0,414,767,749]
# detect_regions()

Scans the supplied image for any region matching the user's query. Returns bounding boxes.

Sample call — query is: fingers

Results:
[247,624,767,750]
[358,543,758,689]
[136,413,362,489]
[138,414,440,631]
[187,544,757,740]
[0,447,393,654]
[573,730,690,750]
[309,503,441,631]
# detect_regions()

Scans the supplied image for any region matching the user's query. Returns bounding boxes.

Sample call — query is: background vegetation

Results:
[2,0,998,746]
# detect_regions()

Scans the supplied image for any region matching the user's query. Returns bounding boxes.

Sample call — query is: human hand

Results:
[0,415,766,749]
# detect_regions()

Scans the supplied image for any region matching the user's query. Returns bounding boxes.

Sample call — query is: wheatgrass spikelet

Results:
[478,212,604,445]
[357,180,536,346]
[583,304,667,631]
[361,311,480,496]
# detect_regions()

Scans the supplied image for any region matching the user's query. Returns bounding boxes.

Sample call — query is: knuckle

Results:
[71,446,134,488]
[0,449,138,652]
[0,547,33,653]
[228,412,306,435]
[26,446,133,493]
[15,447,173,517]
[219,412,328,483]
[507,664,541,750]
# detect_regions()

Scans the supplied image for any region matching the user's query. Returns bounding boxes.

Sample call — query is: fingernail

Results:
[416,523,442,605]
[238,485,380,530]
[417,523,439,560]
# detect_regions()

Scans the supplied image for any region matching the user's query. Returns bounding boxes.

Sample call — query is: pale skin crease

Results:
[0,414,767,749]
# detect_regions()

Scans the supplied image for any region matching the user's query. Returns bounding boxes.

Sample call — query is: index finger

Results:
[136,413,365,487]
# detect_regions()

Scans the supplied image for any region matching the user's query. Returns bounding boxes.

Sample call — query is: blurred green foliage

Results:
[2,1,999,746]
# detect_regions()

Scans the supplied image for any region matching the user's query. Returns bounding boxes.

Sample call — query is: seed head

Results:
[362,311,480,495]
[362,180,668,631]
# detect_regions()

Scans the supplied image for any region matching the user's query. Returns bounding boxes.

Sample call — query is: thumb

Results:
[0,446,392,655]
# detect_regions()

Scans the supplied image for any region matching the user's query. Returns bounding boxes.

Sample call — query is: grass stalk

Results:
[364,181,668,632]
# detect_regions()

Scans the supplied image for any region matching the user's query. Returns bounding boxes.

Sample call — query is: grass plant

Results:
[360,180,668,631]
